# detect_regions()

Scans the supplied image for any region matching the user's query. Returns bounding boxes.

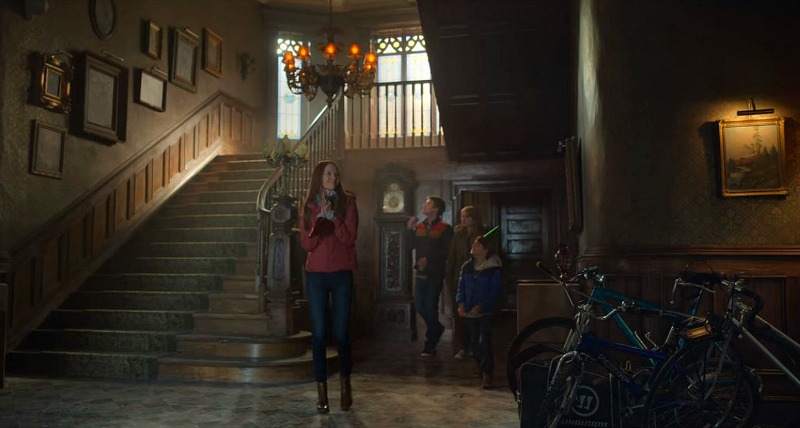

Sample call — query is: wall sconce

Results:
[238,53,256,81]
[737,98,774,116]
[23,0,49,20]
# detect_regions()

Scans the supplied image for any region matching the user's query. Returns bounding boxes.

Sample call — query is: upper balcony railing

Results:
[344,79,445,150]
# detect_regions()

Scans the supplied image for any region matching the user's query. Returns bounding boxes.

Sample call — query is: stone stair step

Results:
[171,189,259,204]
[223,276,256,293]
[63,290,210,311]
[136,227,258,243]
[43,309,197,331]
[19,329,177,353]
[212,154,266,162]
[174,331,311,359]
[157,347,337,384]
[148,214,258,229]
[100,257,238,274]
[130,242,256,258]
[7,349,168,380]
[159,202,253,216]
[208,293,260,314]
[192,313,273,336]
[84,273,224,291]
[205,159,269,172]
[195,169,273,182]
[184,179,266,192]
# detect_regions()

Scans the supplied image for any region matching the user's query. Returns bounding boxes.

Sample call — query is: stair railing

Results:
[255,95,344,332]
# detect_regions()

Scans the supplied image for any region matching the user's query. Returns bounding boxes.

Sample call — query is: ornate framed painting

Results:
[718,117,787,197]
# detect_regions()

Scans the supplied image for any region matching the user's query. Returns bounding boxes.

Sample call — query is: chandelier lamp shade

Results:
[281,23,376,106]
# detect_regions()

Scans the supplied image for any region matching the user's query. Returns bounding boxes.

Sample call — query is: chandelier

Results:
[281,1,377,107]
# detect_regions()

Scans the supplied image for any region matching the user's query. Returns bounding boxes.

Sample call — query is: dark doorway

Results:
[460,189,554,309]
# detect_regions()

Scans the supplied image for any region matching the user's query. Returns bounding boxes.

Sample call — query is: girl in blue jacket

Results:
[456,235,502,389]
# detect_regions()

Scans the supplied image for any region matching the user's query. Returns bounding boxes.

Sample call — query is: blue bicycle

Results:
[511,262,750,427]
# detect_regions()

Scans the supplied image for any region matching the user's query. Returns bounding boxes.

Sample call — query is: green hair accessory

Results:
[483,225,499,238]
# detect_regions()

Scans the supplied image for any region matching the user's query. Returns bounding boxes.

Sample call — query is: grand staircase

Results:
[6,154,330,383]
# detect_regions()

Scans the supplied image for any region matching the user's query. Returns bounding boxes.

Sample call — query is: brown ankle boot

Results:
[481,373,492,389]
[316,381,329,413]
[340,375,352,411]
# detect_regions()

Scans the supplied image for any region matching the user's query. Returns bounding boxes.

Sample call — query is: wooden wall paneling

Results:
[211,106,221,142]
[67,219,84,271]
[41,236,61,298]
[243,112,252,144]
[152,150,166,195]
[169,140,180,179]
[223,104,232,140]
[112,183,124,233]
[11,257,34,326]
[83,211,93,258]
[183,131,194,170]
[92,201,108,253]
[749,276,787,330]
[788,276,800,340]
[198,116,209,152]
[232,108,242,142]
[145,159,153,203]
[134,166,147,215]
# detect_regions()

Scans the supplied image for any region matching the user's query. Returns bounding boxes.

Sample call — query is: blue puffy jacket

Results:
[455,255,502,316]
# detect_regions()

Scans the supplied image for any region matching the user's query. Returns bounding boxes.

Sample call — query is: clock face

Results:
[90,0,116,40]
[382,183,405,214]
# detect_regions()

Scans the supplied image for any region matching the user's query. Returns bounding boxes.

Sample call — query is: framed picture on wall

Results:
[30,120,66,179]
[718,117,787,197]
[202,27,223,78]
[169,27,199,93]
[134,67,167,112]
[30,51,73,114]
[71,51,128,143]
[143,20,163,59]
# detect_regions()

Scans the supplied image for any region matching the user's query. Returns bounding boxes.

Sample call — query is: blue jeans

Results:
[415,277,444,351]
[306,270,353,382]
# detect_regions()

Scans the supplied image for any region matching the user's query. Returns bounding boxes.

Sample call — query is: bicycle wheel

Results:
[507,317,577,400]
[643,337,745,428]
[516,344,571,426]
[534,352,582,428]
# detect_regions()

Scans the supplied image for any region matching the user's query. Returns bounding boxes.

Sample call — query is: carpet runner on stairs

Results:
[7,154,329,383]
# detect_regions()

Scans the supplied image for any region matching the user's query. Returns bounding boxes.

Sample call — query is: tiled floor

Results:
[2,314,799,428]
[0,333,519,428]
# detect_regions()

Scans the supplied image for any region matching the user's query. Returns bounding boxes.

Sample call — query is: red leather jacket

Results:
[300,193,359,272]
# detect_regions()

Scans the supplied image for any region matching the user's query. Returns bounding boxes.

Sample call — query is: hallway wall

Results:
[0,0,267,256]
[578,0,800,251]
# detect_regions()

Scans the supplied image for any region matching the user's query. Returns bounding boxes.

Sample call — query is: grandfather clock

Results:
[373,163,417,339]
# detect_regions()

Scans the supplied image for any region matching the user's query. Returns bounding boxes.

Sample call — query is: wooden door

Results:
[497,192,550,307]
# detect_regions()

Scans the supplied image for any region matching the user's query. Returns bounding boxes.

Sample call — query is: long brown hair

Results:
[302,160,348,229]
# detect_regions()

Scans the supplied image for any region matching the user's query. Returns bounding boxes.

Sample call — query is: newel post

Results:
[265,195,298,337]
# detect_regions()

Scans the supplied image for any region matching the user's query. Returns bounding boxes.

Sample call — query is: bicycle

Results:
[643,271,800,427]
[514,262,752,427]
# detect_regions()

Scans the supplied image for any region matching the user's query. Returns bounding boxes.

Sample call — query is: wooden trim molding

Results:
[6,92,258,350]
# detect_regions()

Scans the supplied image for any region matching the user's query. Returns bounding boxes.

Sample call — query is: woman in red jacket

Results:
[300,160,359,413]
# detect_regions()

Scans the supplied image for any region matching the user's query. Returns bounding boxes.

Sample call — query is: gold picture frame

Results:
[202,27,223,78]
[718,117,787,197]
[30,51,73,113]
[30,120,66,179]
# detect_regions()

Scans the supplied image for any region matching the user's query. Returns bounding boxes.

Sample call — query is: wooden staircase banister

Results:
[255,95,345,335]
